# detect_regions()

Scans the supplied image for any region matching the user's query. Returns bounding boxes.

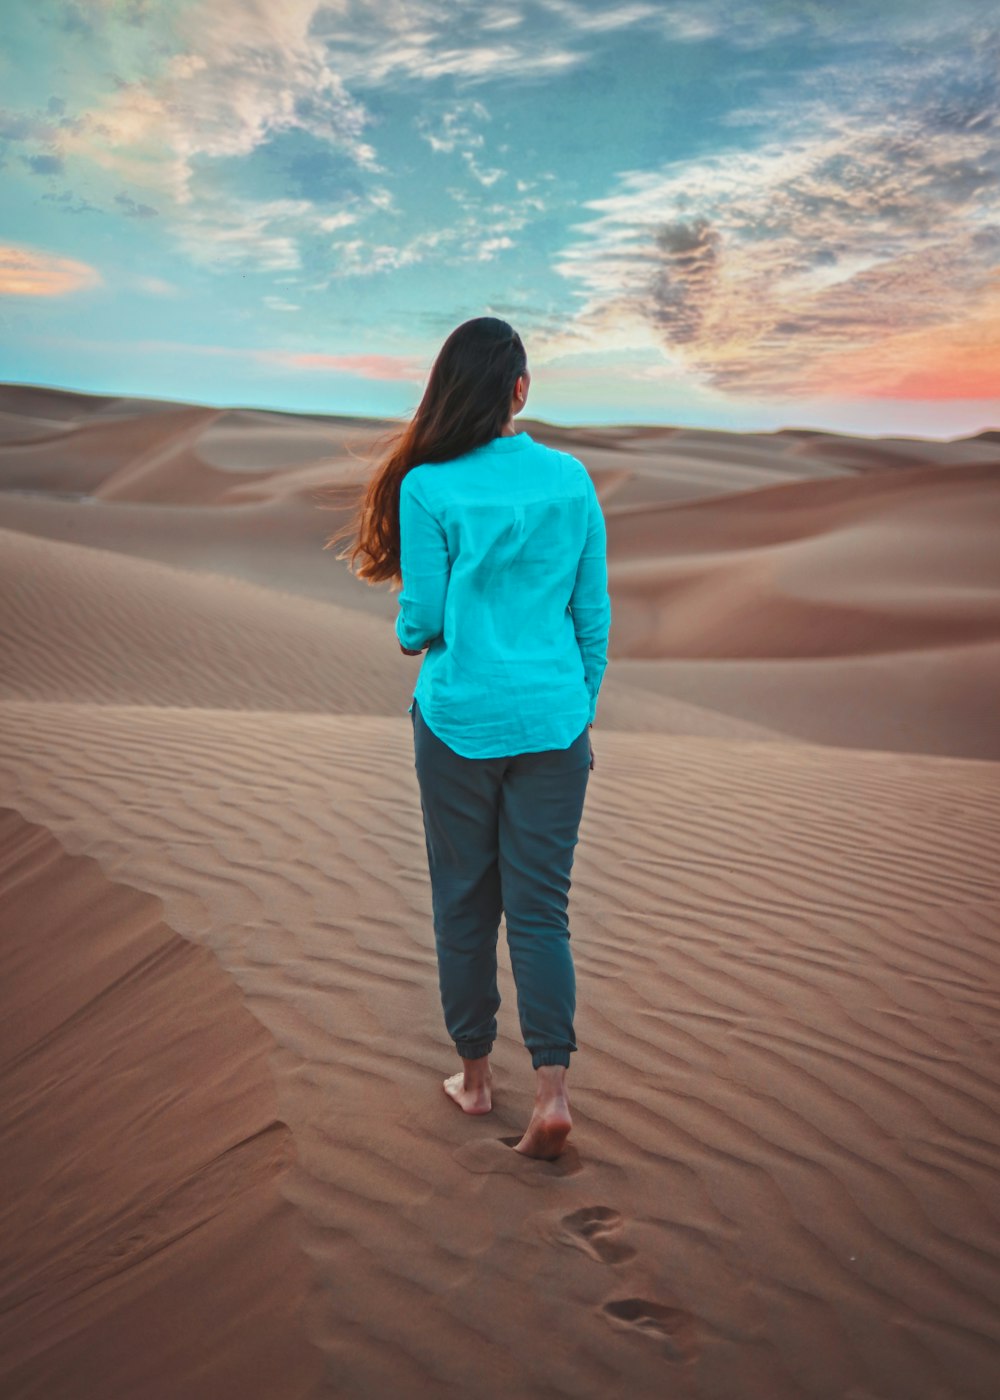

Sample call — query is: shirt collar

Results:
[473,431,533,453]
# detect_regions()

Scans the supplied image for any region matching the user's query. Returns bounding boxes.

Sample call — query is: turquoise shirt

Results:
[395,430,612,758]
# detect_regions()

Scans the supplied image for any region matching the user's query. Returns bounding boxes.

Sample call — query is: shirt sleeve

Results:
[395,472,451,652]
[569,473,612,723]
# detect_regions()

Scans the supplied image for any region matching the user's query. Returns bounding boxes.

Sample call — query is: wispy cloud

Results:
[414,99,505,187]
[37,2,566,277]
[317,209,359,232]
[39,189,102,216]
[171,197,328,272]
[53,0,593,220]
[546,42,1000,399]
[320,203,523,278]
[59,1,380,207]
[477,13,525,33]
[114,191,159,218]
[309,1,585,87]
[278,351,425,379]
[651,0,998,51]
[0,242,102,296]
[7,0,997,431]
[131,274,179,296]
[22,152,65,175]
[24,334,425,381]
[0,107,57,142]
[537,0,660,36]
[0,99,82,145]
[10,2,606,284]
[795,278,1000,400]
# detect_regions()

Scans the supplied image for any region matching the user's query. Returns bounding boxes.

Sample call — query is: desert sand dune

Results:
[1,384,997,757]
[1,383,999,1399]
[0,701,998,1399]
[606,461,1000,660]
[0,526,788,743]
[0,808,323,1400]
[611,643,1000,759]
[195,410,385,473]
[0,405,203,496]
[0,527,404,714]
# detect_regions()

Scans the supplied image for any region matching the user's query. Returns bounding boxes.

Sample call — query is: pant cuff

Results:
[456,1039,494,1060]
[531,1048,572,1070]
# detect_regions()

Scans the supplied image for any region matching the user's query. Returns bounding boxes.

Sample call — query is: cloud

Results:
[324,230,449,276]
[168,186,398,273]
[546,42,1000,399]
[318,209,359,231]
[0,243,102,296]
[415,99,505,187]
[58,1,380,208]
[40,190,101,215]
[646,218,722,344]
[21,152,65,175]
[114,191,159,218]
[321,212,520,277]
[19,333,427,381]
[478,13,525,32]
[794,275,1000,400]
[171,197,316,271]
[650,0,999,51]
[12,2,611,283]
[536,0,660,35]
[0,108,58,142]
[277,351,425,379]
[132,275,179,296]
[38,2,420,277]
[309,1,585,86]
[55,2,93,36]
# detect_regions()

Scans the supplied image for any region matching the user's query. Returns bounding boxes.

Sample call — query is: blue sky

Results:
[2,0,999,436]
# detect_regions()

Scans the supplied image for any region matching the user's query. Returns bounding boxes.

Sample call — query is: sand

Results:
[1,382,999,1399]
[0,810,323,1400]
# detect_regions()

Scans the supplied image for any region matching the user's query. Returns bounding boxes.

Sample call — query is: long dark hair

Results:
[320,316,527,587]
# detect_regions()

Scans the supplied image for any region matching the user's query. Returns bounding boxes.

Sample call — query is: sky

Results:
[1,0,999,438]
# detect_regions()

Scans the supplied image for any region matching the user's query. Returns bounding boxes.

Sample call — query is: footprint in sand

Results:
[554,1206,637,1264]
[601,1297,699,1361]
[548,1209,698,1360]
[453,1136,583,1180]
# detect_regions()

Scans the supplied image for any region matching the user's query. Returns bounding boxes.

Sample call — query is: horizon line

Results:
[1,377,997,446]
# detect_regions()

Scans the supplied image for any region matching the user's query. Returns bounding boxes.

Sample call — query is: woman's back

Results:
[396,430,611,758]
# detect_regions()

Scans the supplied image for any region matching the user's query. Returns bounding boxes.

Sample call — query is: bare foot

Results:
[514,1065,572,1159]
[443,1058,493,1115]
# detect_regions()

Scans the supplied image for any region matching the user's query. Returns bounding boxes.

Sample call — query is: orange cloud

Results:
[0,243,102,296]
[866,358,1000,402]
[279,352,426,381]
[800,278,1000,402]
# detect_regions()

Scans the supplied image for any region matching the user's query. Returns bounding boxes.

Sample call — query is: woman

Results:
[325,316,611,1160]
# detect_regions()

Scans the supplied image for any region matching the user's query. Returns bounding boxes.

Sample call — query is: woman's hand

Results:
[399,642,424,656]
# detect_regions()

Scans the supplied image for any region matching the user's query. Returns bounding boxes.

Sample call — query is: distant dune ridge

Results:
[1,382,999,1399]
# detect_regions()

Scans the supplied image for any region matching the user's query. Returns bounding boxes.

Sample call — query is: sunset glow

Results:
[2,1,997,434]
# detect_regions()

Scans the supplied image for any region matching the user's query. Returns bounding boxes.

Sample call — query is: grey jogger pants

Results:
[411,697,592,1071]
